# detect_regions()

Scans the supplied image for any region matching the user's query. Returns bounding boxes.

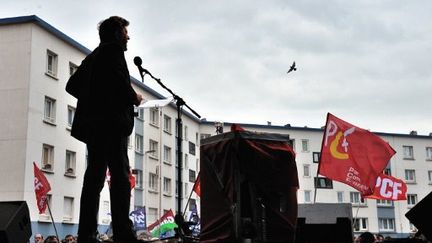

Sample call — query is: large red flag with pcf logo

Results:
[318,113,396,196]
[33,162,51,214]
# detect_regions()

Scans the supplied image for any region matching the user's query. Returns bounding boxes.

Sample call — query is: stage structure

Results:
[200,127,299,242]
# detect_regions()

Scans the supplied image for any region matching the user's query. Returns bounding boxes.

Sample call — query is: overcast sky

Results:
[2,0,431,135]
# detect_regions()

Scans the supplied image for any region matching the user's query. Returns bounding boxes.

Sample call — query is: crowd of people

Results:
[33,233,76,243]
[354,231,431,243]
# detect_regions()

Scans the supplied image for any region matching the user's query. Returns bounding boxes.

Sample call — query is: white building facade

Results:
[0,15,200,238]
[199,121,432,238]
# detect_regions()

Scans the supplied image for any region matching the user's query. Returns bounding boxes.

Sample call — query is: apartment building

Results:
[0,15,201,237]
[199,121,432,237]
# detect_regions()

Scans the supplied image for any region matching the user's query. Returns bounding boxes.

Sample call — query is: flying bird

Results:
[287,61,297,74]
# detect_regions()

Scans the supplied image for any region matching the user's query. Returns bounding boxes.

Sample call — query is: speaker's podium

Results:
[296,203,354,243]
[0,201,32,243]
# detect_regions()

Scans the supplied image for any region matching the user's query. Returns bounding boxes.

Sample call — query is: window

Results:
[378,218,395,231]
[189,199,197,211]
[163,177,171,195]
[149,108,159,126]
[184,126,188,141]
[44,96,56,123]
[65,150,76,176]
[67,106,75,127]
[135,135,143,153]
[350,192,366,205]
[46,50,58,77]
[135,169,143,189]
[69,62,77,76]
[377,199,393,207]
[384,168,392,176]
[163,146,172,164]
[407,194,418,207]
[428,171,432,184]
[184,154,189,169]
[163,115,172,133]
[148,207,158,224]
[405,169,416,183]
[426,147,432,160]
[301,139,309,152]
[313,152,320,163]
[149,140,158,158]
[353,218,368,231]
[304,190,311,203]
[42,144,54,171]
[189,169,196,183]
[337,191,344,203]
[314,177,333,189]
[403,145,414,159]
[189,141,196,155]
[63,197,73,222]
[137,108,144,120]
[184,183,189,197]
[303,164,310,177]
[196,132,199,145]
[149,173,158,191]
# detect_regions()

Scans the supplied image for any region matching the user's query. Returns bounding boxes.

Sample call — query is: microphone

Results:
[133,56,148,80]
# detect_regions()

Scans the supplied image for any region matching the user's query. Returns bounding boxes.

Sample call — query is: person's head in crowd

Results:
[358,232,376,243]
[34,233,44,243]
[63,234,75,243]
[44,235,60,243]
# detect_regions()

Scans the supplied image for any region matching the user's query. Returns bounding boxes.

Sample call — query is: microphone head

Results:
[133,56,142,66]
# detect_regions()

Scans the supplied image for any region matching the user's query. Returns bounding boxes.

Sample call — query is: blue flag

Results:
[130,207,146,231]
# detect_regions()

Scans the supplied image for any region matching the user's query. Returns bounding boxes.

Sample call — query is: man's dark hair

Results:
[98,16,129,43]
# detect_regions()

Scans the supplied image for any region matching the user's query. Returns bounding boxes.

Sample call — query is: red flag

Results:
[106,169,136,190]
[365,173,407,200]
[192,173,201,197]
[33,162,51,214]
[318,113,396,196]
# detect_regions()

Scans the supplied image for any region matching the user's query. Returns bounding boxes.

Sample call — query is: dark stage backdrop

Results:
[200,128,299,242]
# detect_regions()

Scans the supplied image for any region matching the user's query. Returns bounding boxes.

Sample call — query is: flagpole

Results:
[182,185,195,217]
[46,202,59,240]
[352,199,361,229]
[313,167,319,204]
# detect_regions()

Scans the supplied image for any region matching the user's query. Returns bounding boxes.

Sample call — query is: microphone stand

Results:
[138,68,201,219]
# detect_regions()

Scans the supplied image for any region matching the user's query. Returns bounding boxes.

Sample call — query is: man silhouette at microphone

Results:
[66,16,143,243]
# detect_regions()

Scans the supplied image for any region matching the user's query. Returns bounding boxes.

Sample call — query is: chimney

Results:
[267,121,272,126]
[410,130,417,136]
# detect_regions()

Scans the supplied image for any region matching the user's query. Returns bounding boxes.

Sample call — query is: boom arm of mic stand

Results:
[144,70,201,118]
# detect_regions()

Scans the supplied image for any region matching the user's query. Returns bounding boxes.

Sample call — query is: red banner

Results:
[33,162,51,214]
[365,173,407,200]
[318,113,396,196]
[193,173,201,197]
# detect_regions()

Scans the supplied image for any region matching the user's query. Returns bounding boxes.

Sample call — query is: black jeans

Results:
[77,132,135,242]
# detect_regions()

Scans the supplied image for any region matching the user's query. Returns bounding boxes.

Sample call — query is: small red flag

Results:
[106,169,136,190]
[33,162,51,214]
[365,173,407,201]
[318,113,396,196]
[193,173,201,197]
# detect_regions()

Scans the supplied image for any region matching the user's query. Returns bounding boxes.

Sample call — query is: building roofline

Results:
[0,15,92,54]
[201,121,432,139]
[0,15,201,122]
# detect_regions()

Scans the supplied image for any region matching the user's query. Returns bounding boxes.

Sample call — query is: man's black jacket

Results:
[66,42,138,143]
